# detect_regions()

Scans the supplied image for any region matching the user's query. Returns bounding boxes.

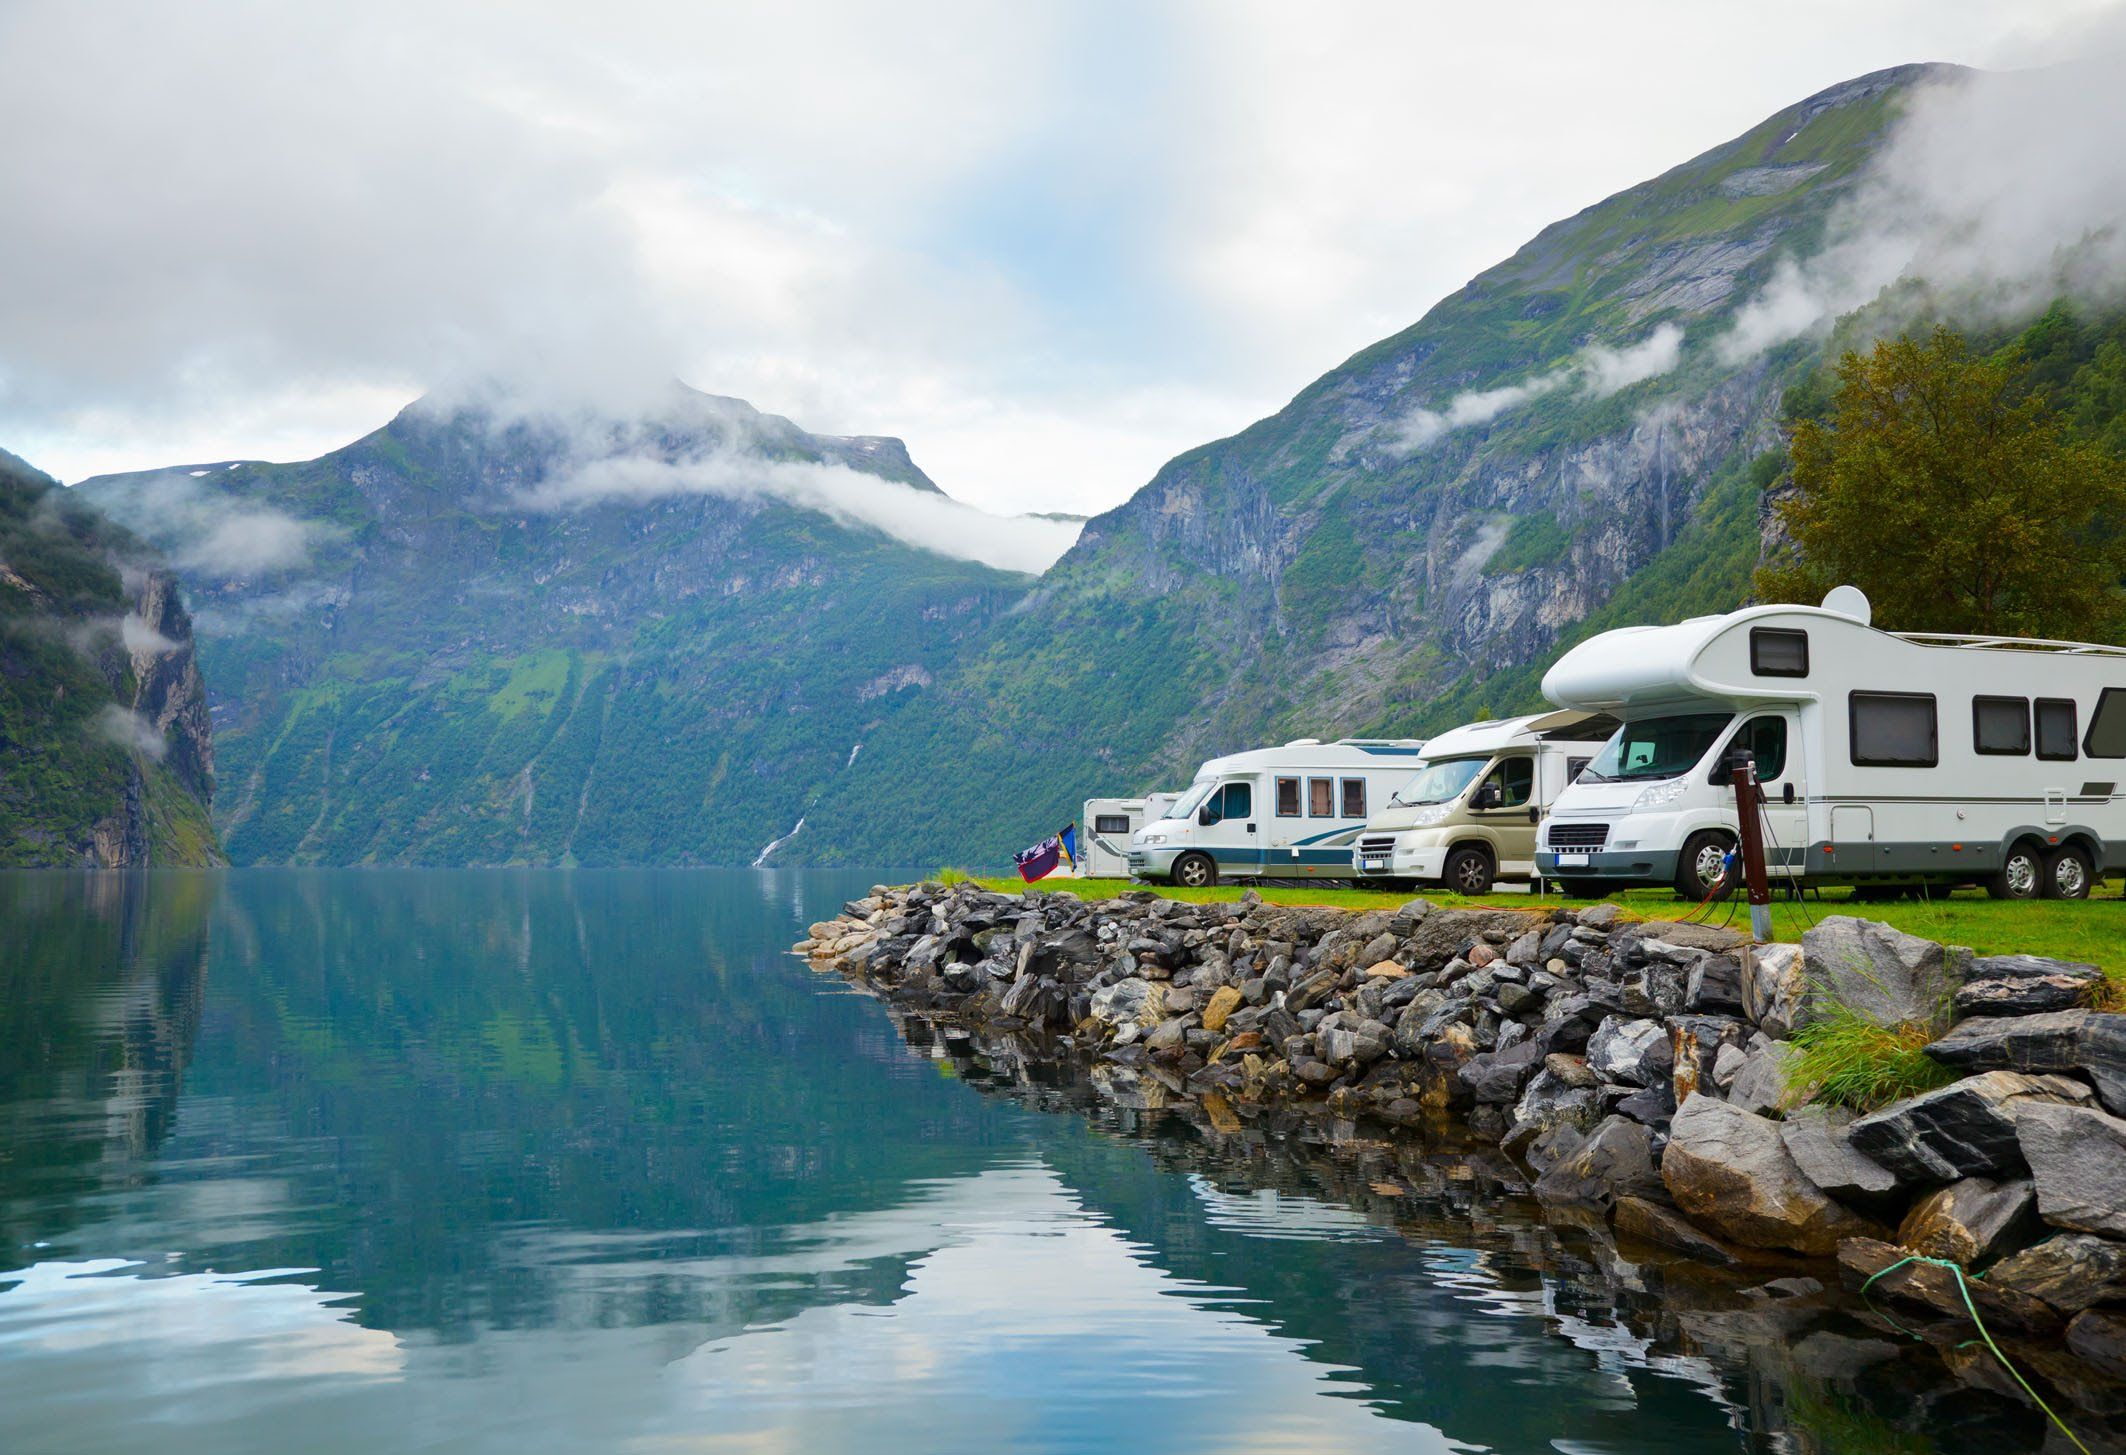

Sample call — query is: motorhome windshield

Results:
[1390,757,1488,806]
[1168,781,1215,821]
[1579,713,1734,784]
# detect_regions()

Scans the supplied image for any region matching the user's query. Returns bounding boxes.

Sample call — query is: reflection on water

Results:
[0,871,2064,1453]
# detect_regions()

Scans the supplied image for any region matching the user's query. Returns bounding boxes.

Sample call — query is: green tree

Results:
[1756,326,2126,638]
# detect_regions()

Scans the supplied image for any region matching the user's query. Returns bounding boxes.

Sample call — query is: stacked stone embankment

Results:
[796,882,2126,1386]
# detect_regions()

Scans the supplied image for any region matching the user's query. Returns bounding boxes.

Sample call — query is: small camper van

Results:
[1128,738,1427,887]
[1349,711,1618,894]
[1534,588,2126,900]
[1079,794,1178,878]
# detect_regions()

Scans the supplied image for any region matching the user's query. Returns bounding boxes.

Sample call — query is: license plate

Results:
[1555,853,1589,867]
[1362,859,1387,871]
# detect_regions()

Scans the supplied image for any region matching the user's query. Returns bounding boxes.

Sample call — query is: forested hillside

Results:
[0,449,220,865]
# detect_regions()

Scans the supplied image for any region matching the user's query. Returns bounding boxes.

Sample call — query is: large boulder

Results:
[2068,1310,2126,1381]
[1660,1094,1880,1255]
[1741,941,1808,1037]
[1894,1177,2035,1266]
[1502,1068,1603,1153]
[1586,1016,1673,1089]
[1836,1236,2061,1336]
[2017,1100,2126,1238]
[1987,1235,2126,1315]
[1780,1105,1900,1205]
[1088,978,1166,1030]
[1533,1115,1663,1211]
[1953,955,2104,1018]
[1798,917,1966,1029]
[1846,1071,2092,1184]
[1459,1039,1546,1104]
[1924,1009,2126,1116]
[1727,1041,1803,1117]
[1612,1194,1739,1265]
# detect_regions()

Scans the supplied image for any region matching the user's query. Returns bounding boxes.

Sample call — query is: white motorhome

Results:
[1350,711,1618,894]
[1534,587,2126,900]
[1128,738,1427,887]
[1079,794,1179,878]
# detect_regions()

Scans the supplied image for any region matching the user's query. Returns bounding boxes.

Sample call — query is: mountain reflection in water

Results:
[0,870,2060,1453]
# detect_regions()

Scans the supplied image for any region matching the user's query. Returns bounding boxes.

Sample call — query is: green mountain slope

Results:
[78,387,1031,865]
[0,449,220,865]
[793,65,1956,865]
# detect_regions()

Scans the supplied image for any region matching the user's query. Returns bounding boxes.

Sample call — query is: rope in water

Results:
[1857,1252,2092,1455]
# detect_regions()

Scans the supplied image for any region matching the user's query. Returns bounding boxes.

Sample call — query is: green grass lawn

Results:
[957,874,2123,970]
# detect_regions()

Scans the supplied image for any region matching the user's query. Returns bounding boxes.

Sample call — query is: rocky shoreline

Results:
[797,881,2126,1426]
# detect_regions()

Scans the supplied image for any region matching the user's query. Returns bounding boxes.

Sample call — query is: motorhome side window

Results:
[2038,698,2079,760]
[1094,814,1131,835]
[1849,691,1938,767]
[1482,757,1534,807]
[1749,626,1808,677]
[1710,716,1786,782]
[1308,778,1334,816]
[2084,689,2126,758]
[1275,777,1301,816]
[1340,778,1366,818]
[1973,696,2030,756]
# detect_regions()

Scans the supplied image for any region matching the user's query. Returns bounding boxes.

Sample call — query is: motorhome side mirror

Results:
[1527,805,1540,824]
[1472,785,1501,810]
[1198,805,1217,826]
[1783,783,1795,804]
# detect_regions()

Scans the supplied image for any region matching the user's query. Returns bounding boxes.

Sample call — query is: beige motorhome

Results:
[1351,711,1618,894]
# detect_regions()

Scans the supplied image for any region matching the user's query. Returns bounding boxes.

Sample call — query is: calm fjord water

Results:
[0,870,1991,1454]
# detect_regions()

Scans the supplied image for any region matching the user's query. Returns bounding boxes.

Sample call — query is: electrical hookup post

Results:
[1727,748,1776,943]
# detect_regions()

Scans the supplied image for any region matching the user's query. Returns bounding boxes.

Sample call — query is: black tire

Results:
[1674,831,1735,902]
[1172,852,1218,889]
[1444,846,1495,896]
[1988,842,2043,900]
[2044,845,2094,901]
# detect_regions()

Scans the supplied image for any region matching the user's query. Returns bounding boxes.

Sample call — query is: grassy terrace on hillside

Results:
[959,875,2124,970]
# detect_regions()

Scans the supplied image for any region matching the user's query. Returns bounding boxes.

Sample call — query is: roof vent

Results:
[1821,584,1872,625]
[1284,737,1322,747]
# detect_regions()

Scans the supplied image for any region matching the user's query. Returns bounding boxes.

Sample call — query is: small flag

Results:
[1014,824,1077,882]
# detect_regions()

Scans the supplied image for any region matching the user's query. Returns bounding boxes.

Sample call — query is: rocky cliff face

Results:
[0,449,221,866]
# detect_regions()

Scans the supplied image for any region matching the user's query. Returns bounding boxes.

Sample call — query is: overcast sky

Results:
[0,0,2118,515]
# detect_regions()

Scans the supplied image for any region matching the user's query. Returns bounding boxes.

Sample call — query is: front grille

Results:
[1547,823,1609,851]
[1358,836,1398,857]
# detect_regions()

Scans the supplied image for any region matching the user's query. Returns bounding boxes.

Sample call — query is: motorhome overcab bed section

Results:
[1534,593,2126,900]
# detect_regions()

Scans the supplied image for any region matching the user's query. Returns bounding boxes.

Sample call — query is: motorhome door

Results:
[1468,754,1540,875]
[1721,713,1806,876]
[1195,778,1263,875]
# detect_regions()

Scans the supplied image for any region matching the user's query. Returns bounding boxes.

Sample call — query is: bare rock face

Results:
[1798,917,1967,1029]
[1894,1177,2036,1267]
[1742,941,1806,1037]
[2068,1309,2126,1381]
[2017,1100,2126,1238]
[1780,1105,1900,1206]
[1613,1194,1738,1266]
[1533,1114,1663,1212]
[1661,1093,1880,1255]
[1925,1009,2126,1116]
[1846,1071,2091,1185]
[1953,955,2104,1018]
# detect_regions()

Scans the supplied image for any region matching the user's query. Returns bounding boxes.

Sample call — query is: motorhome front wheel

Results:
[1172,852,1218,888]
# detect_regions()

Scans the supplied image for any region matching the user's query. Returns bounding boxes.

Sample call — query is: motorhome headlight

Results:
[1631,778,1690,812]
[1138,833,1166,846]
[1405,804,1452,828]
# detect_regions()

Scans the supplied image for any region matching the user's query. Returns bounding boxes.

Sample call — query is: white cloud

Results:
[522,449,1082,575]
[95,705,167,760]
[0,2,2110,516]
[1394,324,1688,451]
[1717,40,2126,362]
[81,474,326,577]
[120,612,179,656]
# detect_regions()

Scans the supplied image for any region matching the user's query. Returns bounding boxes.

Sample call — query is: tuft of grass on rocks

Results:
[1784,999,1957,1113]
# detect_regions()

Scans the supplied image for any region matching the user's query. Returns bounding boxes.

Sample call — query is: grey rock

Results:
[1543,1052,1599,1089]
[2018,1100,2126,1238]
[1534,1115,1663,1211]
[1145,1016,1189,1054]
[1612,1083,1676,1126]
[1669,1014,1747,1104]
[2068,1309,2126,1381]
[1088,978,1163,1029]
[1496,981,1538,1016]
[1987,1235,2126,1314]
[1727,1040,1801,1117]
[1925,1009,2126,1115]
[1849,1070,2092,1184]
[1459,1039,1546,1104]
[1661,1093,1880,1255]
[1614,919,1748,954]
[1613,1194,1739,1265]
[1798,916,1967,1028]
[1503,1068,1602,1153]
[1896,1177,2036,1266]
[1685,953,1746,1015]
[1577,903,1623,930]
[1955,955,2103,1018]
[1525,1121,1588,1175]
[1504,929,1545,966]
[1742,940,1807,1037]
[1780,1105,1899,1204]
[1587,1016,1673,1088]
[1712,1043,1748,1089]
